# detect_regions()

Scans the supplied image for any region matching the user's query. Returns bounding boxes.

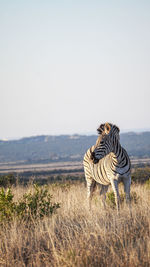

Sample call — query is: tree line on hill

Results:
[0,132,150,163]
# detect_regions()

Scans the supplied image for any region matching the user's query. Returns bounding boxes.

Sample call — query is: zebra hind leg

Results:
[123,176,131,205]
[86,179,97,210]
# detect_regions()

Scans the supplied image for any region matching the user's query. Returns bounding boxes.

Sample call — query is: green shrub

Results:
[106,191,139,207]
[106,191,116,207]
[0,188,15,222]
[131,167,150,183]
[145,179,150,189]
[0,185,60,224]
[0,174,16,187]
[106,192,124,208]
[16,184,60,220]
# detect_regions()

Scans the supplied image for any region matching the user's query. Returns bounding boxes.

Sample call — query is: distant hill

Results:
[0,132,150,163]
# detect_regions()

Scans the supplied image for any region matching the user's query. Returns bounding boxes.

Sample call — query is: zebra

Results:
[83,122,131,212]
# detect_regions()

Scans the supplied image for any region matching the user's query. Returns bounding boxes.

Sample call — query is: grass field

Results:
[0,181,149,267]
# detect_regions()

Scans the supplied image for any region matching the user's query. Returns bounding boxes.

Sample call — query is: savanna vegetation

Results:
[0,167,150,266]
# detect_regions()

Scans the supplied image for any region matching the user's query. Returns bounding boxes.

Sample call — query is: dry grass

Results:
[0,182,150,267]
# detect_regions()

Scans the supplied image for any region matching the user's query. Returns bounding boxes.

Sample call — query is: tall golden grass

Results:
[0,182,149,267]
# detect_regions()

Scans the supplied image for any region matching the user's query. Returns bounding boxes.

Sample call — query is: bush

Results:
[131,167,150,183]
[106,191,139,207]
[0,184,60,224]
[106,191,116,207]
[0,188,15,222]
[16,184,60,220]
[0,173,16,187]
[145,179,150,189]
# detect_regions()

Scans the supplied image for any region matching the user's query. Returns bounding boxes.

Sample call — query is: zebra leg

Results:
[99,185,109,208]
[111,179,120,213]
[123,176,131,204]
[86,179,97,210]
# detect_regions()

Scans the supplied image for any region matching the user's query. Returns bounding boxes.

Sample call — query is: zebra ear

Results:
[104,123,111,134]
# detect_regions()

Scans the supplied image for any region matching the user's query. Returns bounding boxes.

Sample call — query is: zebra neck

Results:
[112,141,127,166]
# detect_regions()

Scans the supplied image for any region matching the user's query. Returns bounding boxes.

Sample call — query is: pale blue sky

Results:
[0,0,150,139]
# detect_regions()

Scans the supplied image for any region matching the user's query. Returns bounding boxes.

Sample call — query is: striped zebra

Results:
[83,122,131,212]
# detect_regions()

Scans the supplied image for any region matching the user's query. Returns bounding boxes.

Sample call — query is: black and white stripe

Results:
[83,123,131,212]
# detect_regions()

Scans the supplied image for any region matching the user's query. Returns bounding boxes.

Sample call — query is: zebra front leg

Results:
[111,179,120,214]
[86,179,97,210]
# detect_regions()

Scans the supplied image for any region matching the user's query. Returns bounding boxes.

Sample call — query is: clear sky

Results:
[0,0,150,139]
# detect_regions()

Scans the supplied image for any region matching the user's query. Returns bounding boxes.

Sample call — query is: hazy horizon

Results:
[1,127,150,141]
[1,1,150,140]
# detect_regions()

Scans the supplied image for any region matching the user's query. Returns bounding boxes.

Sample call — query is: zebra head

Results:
[91,123,120,163]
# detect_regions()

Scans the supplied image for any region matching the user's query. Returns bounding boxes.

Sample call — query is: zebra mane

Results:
[95,135,103,146]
